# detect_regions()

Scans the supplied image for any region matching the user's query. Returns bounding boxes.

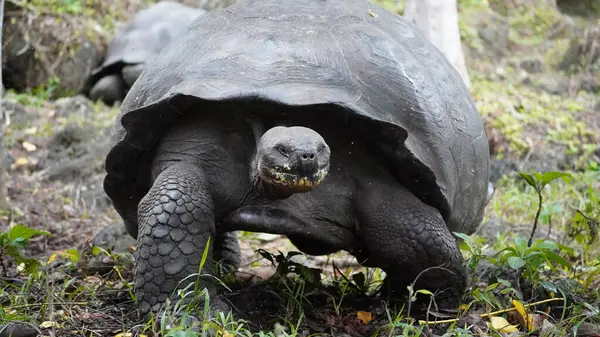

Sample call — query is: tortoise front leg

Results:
[135,162,225,316]
[354,184,467,310]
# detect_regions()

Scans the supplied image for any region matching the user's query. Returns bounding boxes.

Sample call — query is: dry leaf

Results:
[489,316,519,333]
[356,311,373,324]
[84,275,103,285]
[40,321,62,328]
[512,299,534,332]
[14,157,29,167]
[114,333,147,337]
[368,9,377,17]
[48,254,58,263]
[22,141,37,152]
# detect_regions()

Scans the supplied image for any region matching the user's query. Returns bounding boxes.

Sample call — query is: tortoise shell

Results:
[104,0,490,236]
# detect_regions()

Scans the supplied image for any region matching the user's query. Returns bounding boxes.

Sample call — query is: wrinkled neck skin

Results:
[247,116,294,200]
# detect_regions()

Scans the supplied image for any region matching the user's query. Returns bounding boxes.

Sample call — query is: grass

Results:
[1,169,599,336]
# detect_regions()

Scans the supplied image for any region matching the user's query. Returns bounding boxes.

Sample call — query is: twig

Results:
[8,301,88,309]
[418,297,565,325]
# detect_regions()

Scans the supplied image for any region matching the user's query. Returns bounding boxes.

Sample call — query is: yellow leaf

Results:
[48,254,58,263]
[512,299,534,332]
[14,157,29,167]
[40,321,62,328]
[356,311,373,324]
[114,333,147,337]
[222,331,234,337]
[489,316,519,333]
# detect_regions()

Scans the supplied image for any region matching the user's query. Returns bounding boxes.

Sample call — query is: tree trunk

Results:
[404,0,472,88]
[0,0,9,211]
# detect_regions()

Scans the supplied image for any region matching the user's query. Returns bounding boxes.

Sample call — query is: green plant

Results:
[519,171,573,246]
[0,224,51,276]
[498,236,572,285]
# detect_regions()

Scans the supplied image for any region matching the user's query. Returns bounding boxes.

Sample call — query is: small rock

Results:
[1,100,29,126]
[0,322,39,337]
[92,223,136,253]
[520,59,544,74]
[578,75,600,93]
[489,158,518,182]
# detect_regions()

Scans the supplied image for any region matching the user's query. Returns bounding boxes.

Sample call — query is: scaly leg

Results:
[213,232,241,277]
[135,162,225,316]
[354,184,467,310]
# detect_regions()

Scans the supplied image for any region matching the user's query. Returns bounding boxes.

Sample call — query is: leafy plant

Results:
[498,236,572,284]
[519,171,573,246]
[0,224,51,276]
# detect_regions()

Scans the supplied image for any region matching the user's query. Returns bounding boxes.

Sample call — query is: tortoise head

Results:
[252,126,331,196]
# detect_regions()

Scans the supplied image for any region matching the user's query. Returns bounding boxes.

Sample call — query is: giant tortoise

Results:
[86,1,206,105]
[102,0,492,318]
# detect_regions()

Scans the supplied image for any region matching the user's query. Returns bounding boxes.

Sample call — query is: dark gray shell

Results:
[91,1,206,78]
[104,0,490,235]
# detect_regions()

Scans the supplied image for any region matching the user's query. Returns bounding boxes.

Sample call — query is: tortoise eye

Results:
[275,145,290,157]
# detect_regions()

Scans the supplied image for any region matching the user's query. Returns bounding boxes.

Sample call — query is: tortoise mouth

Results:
[261,166,329,192]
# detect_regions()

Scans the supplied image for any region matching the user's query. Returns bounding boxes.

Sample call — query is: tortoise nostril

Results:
[301,152,316,160]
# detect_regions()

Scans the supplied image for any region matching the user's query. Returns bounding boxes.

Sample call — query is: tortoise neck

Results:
[247,116,294,200]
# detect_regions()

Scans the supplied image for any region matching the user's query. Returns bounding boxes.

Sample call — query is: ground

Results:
[1,1,599,336]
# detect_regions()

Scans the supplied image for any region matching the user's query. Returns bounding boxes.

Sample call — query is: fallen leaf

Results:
[48,254,58,263]
[84,275,103,285]
[22,141,37,152]
[368,9,377,17]
[114,333,148,337]
[40,321,62,328]
[489,316,519,333]
[512,299,534,331]
[540,317,556,336]
[356,311,373,324]
[13,157,29,167]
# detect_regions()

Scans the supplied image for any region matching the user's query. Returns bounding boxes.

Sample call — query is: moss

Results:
[544,38,573,68]
[471,75,595,157]
[508,4,562,46]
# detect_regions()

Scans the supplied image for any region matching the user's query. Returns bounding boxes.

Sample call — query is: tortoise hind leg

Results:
[354,184,467,310]
[213,232,241,277]
[135,162,227,316]
[122,64,146,88]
